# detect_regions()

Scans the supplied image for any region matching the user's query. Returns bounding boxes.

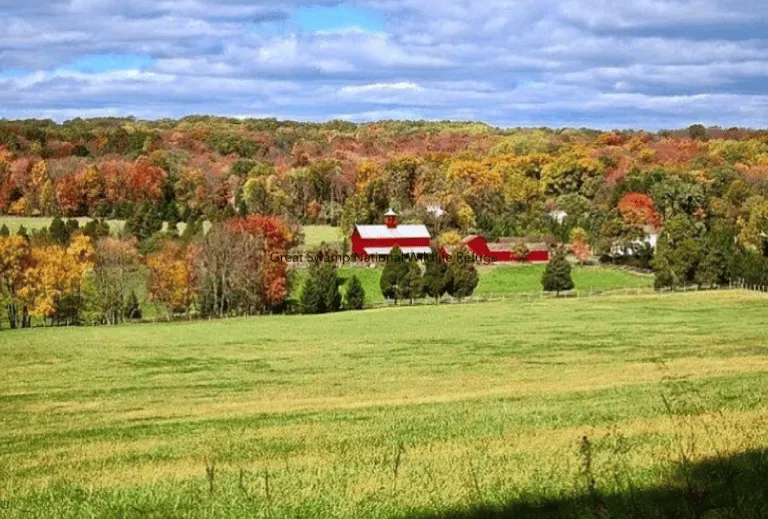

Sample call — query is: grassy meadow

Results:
[302,225,344,248]
[1,290,767,517]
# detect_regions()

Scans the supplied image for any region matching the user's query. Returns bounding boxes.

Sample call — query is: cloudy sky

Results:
[2,0,768,128]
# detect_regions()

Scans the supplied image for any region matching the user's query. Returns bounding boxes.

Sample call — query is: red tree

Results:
[55,175,81,216]
[225,216,300,308]
[618,192,661,228]
[126,156,167,202]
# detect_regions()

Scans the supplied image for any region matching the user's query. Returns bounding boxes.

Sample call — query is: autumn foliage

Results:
[618,192,662,229]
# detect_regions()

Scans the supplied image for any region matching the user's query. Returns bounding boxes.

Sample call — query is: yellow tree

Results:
[0,236,31,328]
[18,237,93,323]
[146,241,198,317]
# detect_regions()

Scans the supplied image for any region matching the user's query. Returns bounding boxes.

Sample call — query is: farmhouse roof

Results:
[384,208,397,216]
[363,246,433,255]
[487,239,550,252]
[354,224,431,240]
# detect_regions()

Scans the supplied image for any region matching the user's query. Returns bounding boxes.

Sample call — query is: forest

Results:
[2,117,768,328]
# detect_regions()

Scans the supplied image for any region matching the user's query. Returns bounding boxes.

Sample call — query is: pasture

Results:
[1,290,767,518]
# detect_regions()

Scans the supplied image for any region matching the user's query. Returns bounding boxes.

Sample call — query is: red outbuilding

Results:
[351,209,432,258]
[442,235,550,263]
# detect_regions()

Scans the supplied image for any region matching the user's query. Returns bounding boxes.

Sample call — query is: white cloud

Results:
[3,0,768,128]
[340,82,425,94]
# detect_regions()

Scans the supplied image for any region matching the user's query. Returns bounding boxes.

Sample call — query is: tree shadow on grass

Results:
[408,448,768,519]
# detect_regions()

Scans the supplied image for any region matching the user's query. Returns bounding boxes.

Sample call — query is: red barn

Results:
[443,235,550,262]
[351,209,432,257]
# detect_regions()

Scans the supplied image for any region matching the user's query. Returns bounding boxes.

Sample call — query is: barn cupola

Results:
[384,208,398,229]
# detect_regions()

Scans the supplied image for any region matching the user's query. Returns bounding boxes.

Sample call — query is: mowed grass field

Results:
[1,291,767,518]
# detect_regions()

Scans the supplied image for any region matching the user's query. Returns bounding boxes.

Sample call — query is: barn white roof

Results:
[355,224,431,239]
[363,246,433,255]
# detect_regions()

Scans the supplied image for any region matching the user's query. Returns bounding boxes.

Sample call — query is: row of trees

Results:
[0,214,300,329]
[378,247,480,304]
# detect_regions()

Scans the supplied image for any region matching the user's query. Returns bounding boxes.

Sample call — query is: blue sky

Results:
[1,0,768,128]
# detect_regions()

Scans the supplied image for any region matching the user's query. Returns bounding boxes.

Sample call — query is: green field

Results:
[327,264,653,303]
[1,291,767,518]
[302,225,343,248]
[0,216,125,234]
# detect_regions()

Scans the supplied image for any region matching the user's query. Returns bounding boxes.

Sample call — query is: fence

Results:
[360,281,768,310]
[5,281,768,330]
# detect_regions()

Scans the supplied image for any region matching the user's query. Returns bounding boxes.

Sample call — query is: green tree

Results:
[65,218,80,237]
[400,260,423,304]
[17,225,29,241]
[344,275,365,310]
[49,215,69,245]
[124,290,142,320]
[422,252,450,302]
[82,219,110,241]
[448,249,479,300]
[0,224,9,237]
[180,215,202,242]
[652,214,704,289]
[695,223,737,287]
[541,247,574,295]
[380,246,408,304]
[299,277,321,314]
[301,261,341,314]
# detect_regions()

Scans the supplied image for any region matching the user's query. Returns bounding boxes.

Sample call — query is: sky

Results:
[1,0,768,129]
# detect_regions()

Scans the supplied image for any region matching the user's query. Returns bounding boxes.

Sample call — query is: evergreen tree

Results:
[541,247,575,295]
[237,197,249,217]
[380,246,408,304]
[448,248,479,300]
[344,275,366,310]
[422,251,450,302]
[166,211,180,238]
[124,290,142,320]
[0,224,9,237]
[400,259,423,304]
[124,204,145,239]
[141,205,163,241]
[300,262,341,314]
[300,277,321,314]
[181,215,201,242]
[65,218,80,237]
[164,202,180,224]
[83,218,110,240]
[16,225,29,241]
[318,263,342,313]
[49,215,69,245]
